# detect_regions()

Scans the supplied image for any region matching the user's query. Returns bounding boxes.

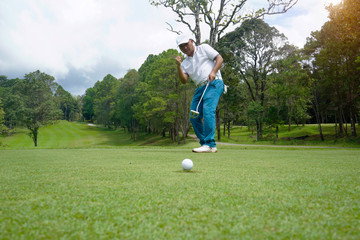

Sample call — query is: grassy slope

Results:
[1,121,359,149]
[215,124,360,147]
[0,121,189,149]
[1,148,359,239]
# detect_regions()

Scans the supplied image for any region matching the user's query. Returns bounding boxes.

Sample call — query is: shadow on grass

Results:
[173,170,200,174]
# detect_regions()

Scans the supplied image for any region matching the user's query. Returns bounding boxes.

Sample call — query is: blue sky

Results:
[0,0,341,95]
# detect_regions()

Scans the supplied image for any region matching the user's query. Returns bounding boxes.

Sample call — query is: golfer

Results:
[175,35,224,153]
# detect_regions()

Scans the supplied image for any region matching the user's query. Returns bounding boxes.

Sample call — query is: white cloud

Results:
[0,0,339,95]
[0,0,182,95]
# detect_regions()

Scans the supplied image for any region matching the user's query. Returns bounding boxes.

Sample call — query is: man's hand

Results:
[208,71,217,82]
[208,54,223,83]
[175,56,182,66]
[176,55,188,84]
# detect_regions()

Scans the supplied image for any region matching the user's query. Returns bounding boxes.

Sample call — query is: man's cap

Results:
[176,35,193,46]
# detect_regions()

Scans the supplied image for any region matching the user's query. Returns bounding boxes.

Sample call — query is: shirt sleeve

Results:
[202,44,220,60]
[180,59,190,75]
[180,65,186,76]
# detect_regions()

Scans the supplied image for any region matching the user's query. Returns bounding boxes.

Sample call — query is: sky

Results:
[0,0,341,96]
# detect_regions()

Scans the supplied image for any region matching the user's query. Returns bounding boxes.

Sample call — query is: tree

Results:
[115,69,140,140]
[0,76,23,135]
[55,86,81,121]
[93,74,119,127]
[150,0,298,46]
[269,44,311,138]
[218,18,287,140]
[218,62,245,137]
[18,70,62,147]
[82,87,96,121]
[136,49,194,143]
[151,0,298,141]
[326,0,360,137]
[304,0,360,138]
[0,98,7,135]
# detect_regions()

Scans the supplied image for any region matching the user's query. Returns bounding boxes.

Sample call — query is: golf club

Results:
[190,80,210,119]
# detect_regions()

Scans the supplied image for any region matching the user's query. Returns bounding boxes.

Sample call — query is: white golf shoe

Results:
[192,145,217,153]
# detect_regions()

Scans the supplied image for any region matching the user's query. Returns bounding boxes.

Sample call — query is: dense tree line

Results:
[82,49,196,143]
[1,0,358,145]
[81,0,359,142]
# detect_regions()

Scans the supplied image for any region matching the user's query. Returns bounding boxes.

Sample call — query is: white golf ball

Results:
[182,159,193,170]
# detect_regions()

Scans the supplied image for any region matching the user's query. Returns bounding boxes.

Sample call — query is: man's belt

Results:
[196,80,208,88]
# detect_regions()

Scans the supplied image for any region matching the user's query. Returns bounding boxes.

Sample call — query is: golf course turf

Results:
[1,146,359,239]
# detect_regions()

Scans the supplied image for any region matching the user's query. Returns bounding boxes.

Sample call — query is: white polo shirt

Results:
[181,44,222,86]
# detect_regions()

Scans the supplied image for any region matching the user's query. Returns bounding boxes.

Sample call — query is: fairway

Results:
[1,147,359,239]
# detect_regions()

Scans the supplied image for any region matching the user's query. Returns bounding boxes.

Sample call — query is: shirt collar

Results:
[186,45,197,58]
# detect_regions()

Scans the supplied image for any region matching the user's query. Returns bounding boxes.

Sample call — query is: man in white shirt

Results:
[175,35,224,153]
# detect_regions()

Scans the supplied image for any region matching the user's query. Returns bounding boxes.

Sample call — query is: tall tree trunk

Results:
[216,109,221,141]
[349,99,357,137]
[339,107,345,136]
[181,85,188,144]
[342,110,350,138]
[258,110,264,140]
[227,120,231,138]
[223,117,226,137]
[256,120,261,141]
[276,99,280,142]
[30,127,39,147]
[335,114,339,139]
[313,93,324,141]
[288,105,292,131]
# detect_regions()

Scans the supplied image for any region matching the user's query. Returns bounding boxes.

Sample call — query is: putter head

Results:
[190,110,199,119]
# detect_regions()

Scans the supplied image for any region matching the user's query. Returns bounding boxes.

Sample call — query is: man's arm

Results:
[176,56,188,84]
[208,54,223,82]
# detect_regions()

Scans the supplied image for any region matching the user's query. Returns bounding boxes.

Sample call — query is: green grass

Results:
[0,121,133,148]
[218,124,360,148]
[1,121,360,149]
[1,121,360,238]
[1,147,359,239]
[0,121,186,149]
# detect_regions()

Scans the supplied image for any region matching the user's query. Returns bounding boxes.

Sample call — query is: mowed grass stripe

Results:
[40,122,73,147]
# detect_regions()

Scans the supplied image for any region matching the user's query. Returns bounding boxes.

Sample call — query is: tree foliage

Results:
[82,87,96,121]
[55,86,82,121]
[218,18,288,140]
[93,74,119,127]
[0,98,6,135]
[17,70,62,146]
[0,71,84,146]
[136,49,194,142]
[268,44,311,139]
[115,69,140,139]
[304,0,360,138]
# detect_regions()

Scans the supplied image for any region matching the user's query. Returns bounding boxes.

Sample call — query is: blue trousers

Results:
[190,79,224,148]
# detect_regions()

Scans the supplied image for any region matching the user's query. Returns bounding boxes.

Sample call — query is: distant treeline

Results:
[1,2,359,145]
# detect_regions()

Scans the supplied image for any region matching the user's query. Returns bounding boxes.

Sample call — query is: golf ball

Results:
[182,159,193,170]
